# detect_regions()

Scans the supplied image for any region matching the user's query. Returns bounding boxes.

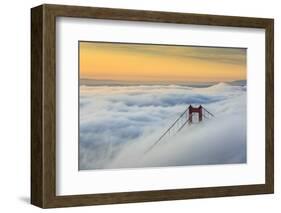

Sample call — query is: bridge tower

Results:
[188,105,203,123]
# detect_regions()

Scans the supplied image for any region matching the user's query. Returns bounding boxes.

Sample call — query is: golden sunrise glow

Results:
[80,42,246,83]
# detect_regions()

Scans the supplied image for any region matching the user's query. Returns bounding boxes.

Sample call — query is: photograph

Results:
[30,4,274,208]
[79,41,247,170]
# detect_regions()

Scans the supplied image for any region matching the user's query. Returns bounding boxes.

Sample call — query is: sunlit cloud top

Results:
[80,41,246,83]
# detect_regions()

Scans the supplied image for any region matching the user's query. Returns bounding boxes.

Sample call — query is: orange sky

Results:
[79,42,246,83]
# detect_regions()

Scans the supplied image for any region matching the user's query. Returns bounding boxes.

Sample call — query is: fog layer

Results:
[79,83,246,170]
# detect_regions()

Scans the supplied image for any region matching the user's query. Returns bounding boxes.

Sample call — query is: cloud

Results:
[79,83,246,170]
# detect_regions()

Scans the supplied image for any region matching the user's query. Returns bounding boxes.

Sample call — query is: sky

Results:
[79,41,246,83]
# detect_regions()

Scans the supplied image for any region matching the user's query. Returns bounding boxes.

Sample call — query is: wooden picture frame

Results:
[31,4,274,208]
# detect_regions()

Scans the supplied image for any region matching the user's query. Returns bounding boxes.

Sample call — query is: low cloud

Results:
[79,83,246,170]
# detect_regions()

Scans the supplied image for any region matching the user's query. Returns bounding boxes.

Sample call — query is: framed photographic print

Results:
[31,4,274,208]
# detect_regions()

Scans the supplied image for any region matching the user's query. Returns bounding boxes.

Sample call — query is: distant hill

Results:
[80,78,214,87]
[229,80,247,86]
[80,78,246,87]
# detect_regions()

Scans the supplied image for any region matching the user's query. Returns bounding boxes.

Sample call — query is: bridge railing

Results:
[154,108,188,144]
[145,105,214,153]
[202,106,215,119]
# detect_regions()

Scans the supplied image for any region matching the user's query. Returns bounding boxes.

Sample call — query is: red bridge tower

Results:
[188,105,203,123]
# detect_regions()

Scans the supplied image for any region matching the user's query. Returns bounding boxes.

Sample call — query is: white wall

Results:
[0,0,279,212]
